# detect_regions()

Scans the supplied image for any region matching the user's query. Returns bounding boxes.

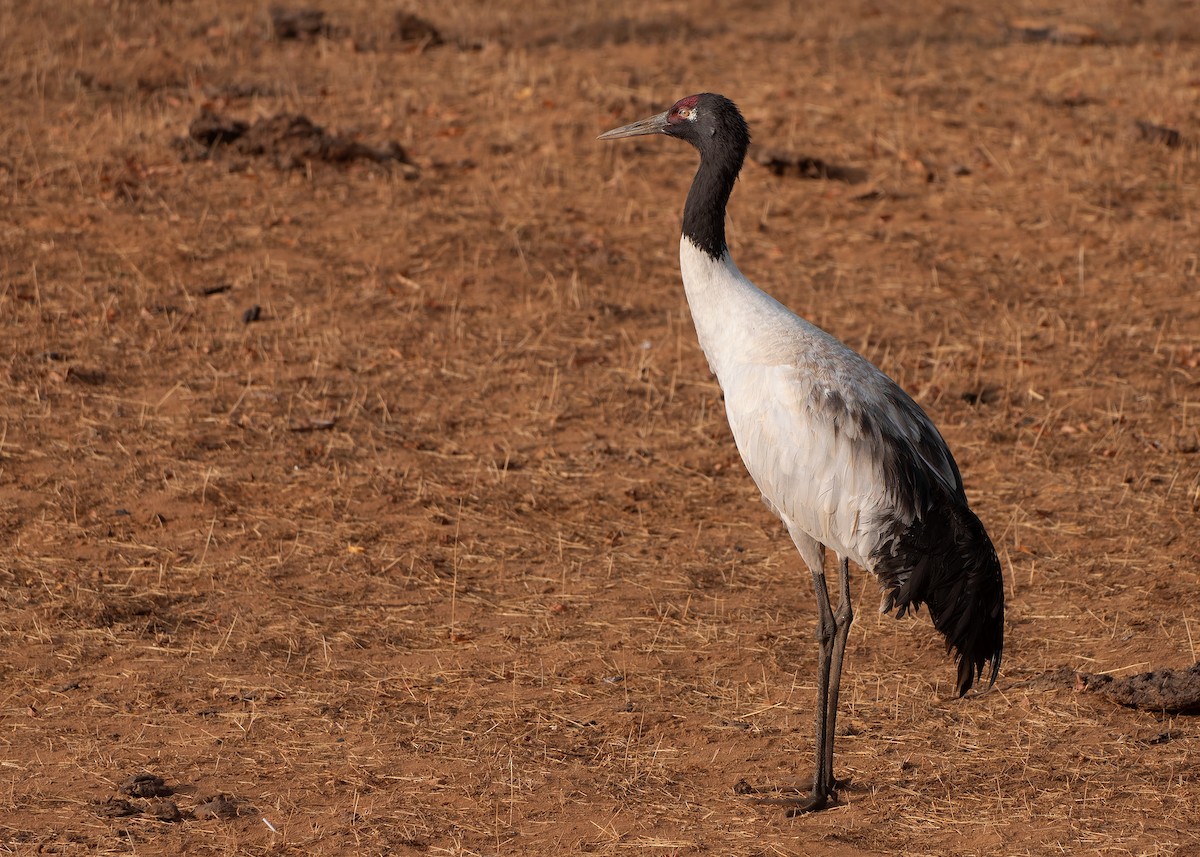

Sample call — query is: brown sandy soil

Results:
[2,1,1199,854]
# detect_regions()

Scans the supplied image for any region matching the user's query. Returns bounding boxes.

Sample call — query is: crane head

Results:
[598,93,750,164]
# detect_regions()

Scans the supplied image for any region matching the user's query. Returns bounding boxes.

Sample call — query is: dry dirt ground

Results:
[2,1,1200,854]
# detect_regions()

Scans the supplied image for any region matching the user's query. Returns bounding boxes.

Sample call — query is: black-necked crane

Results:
[599,93,1004,814]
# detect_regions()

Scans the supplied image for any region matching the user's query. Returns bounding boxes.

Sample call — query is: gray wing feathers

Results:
[721,352,963,570]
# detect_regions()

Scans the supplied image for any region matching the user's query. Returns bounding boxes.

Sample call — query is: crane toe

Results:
[785,792,832,816]
[741,777,844,815]
[749,790,835,815]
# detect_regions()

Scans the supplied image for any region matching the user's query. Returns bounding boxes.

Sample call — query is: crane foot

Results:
[784,792,831,816]
[749,791,835,814]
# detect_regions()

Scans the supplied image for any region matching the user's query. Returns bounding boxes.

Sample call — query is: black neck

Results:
[681,156,740,260]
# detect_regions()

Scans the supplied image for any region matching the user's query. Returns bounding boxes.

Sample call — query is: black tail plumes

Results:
[877,500,1005,696]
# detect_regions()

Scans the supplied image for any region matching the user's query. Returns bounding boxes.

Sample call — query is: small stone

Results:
[120,773,173,798]
[193,794,240,820]
[149,799,183,822]
[94,797,141,818]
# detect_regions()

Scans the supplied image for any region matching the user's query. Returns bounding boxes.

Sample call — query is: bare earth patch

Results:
[1,0,1198,855]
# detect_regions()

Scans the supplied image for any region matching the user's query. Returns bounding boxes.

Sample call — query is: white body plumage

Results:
[680,238,959,592]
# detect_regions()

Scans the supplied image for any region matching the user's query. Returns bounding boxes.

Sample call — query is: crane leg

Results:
[745,537,852,815]
[789,563,837,814]
[820,557,854,797]
[782,557,852,816]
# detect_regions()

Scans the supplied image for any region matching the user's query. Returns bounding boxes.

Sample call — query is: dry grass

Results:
[1,0,1199,854]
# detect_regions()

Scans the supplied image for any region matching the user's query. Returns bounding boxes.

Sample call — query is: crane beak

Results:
[597,110,670,140]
